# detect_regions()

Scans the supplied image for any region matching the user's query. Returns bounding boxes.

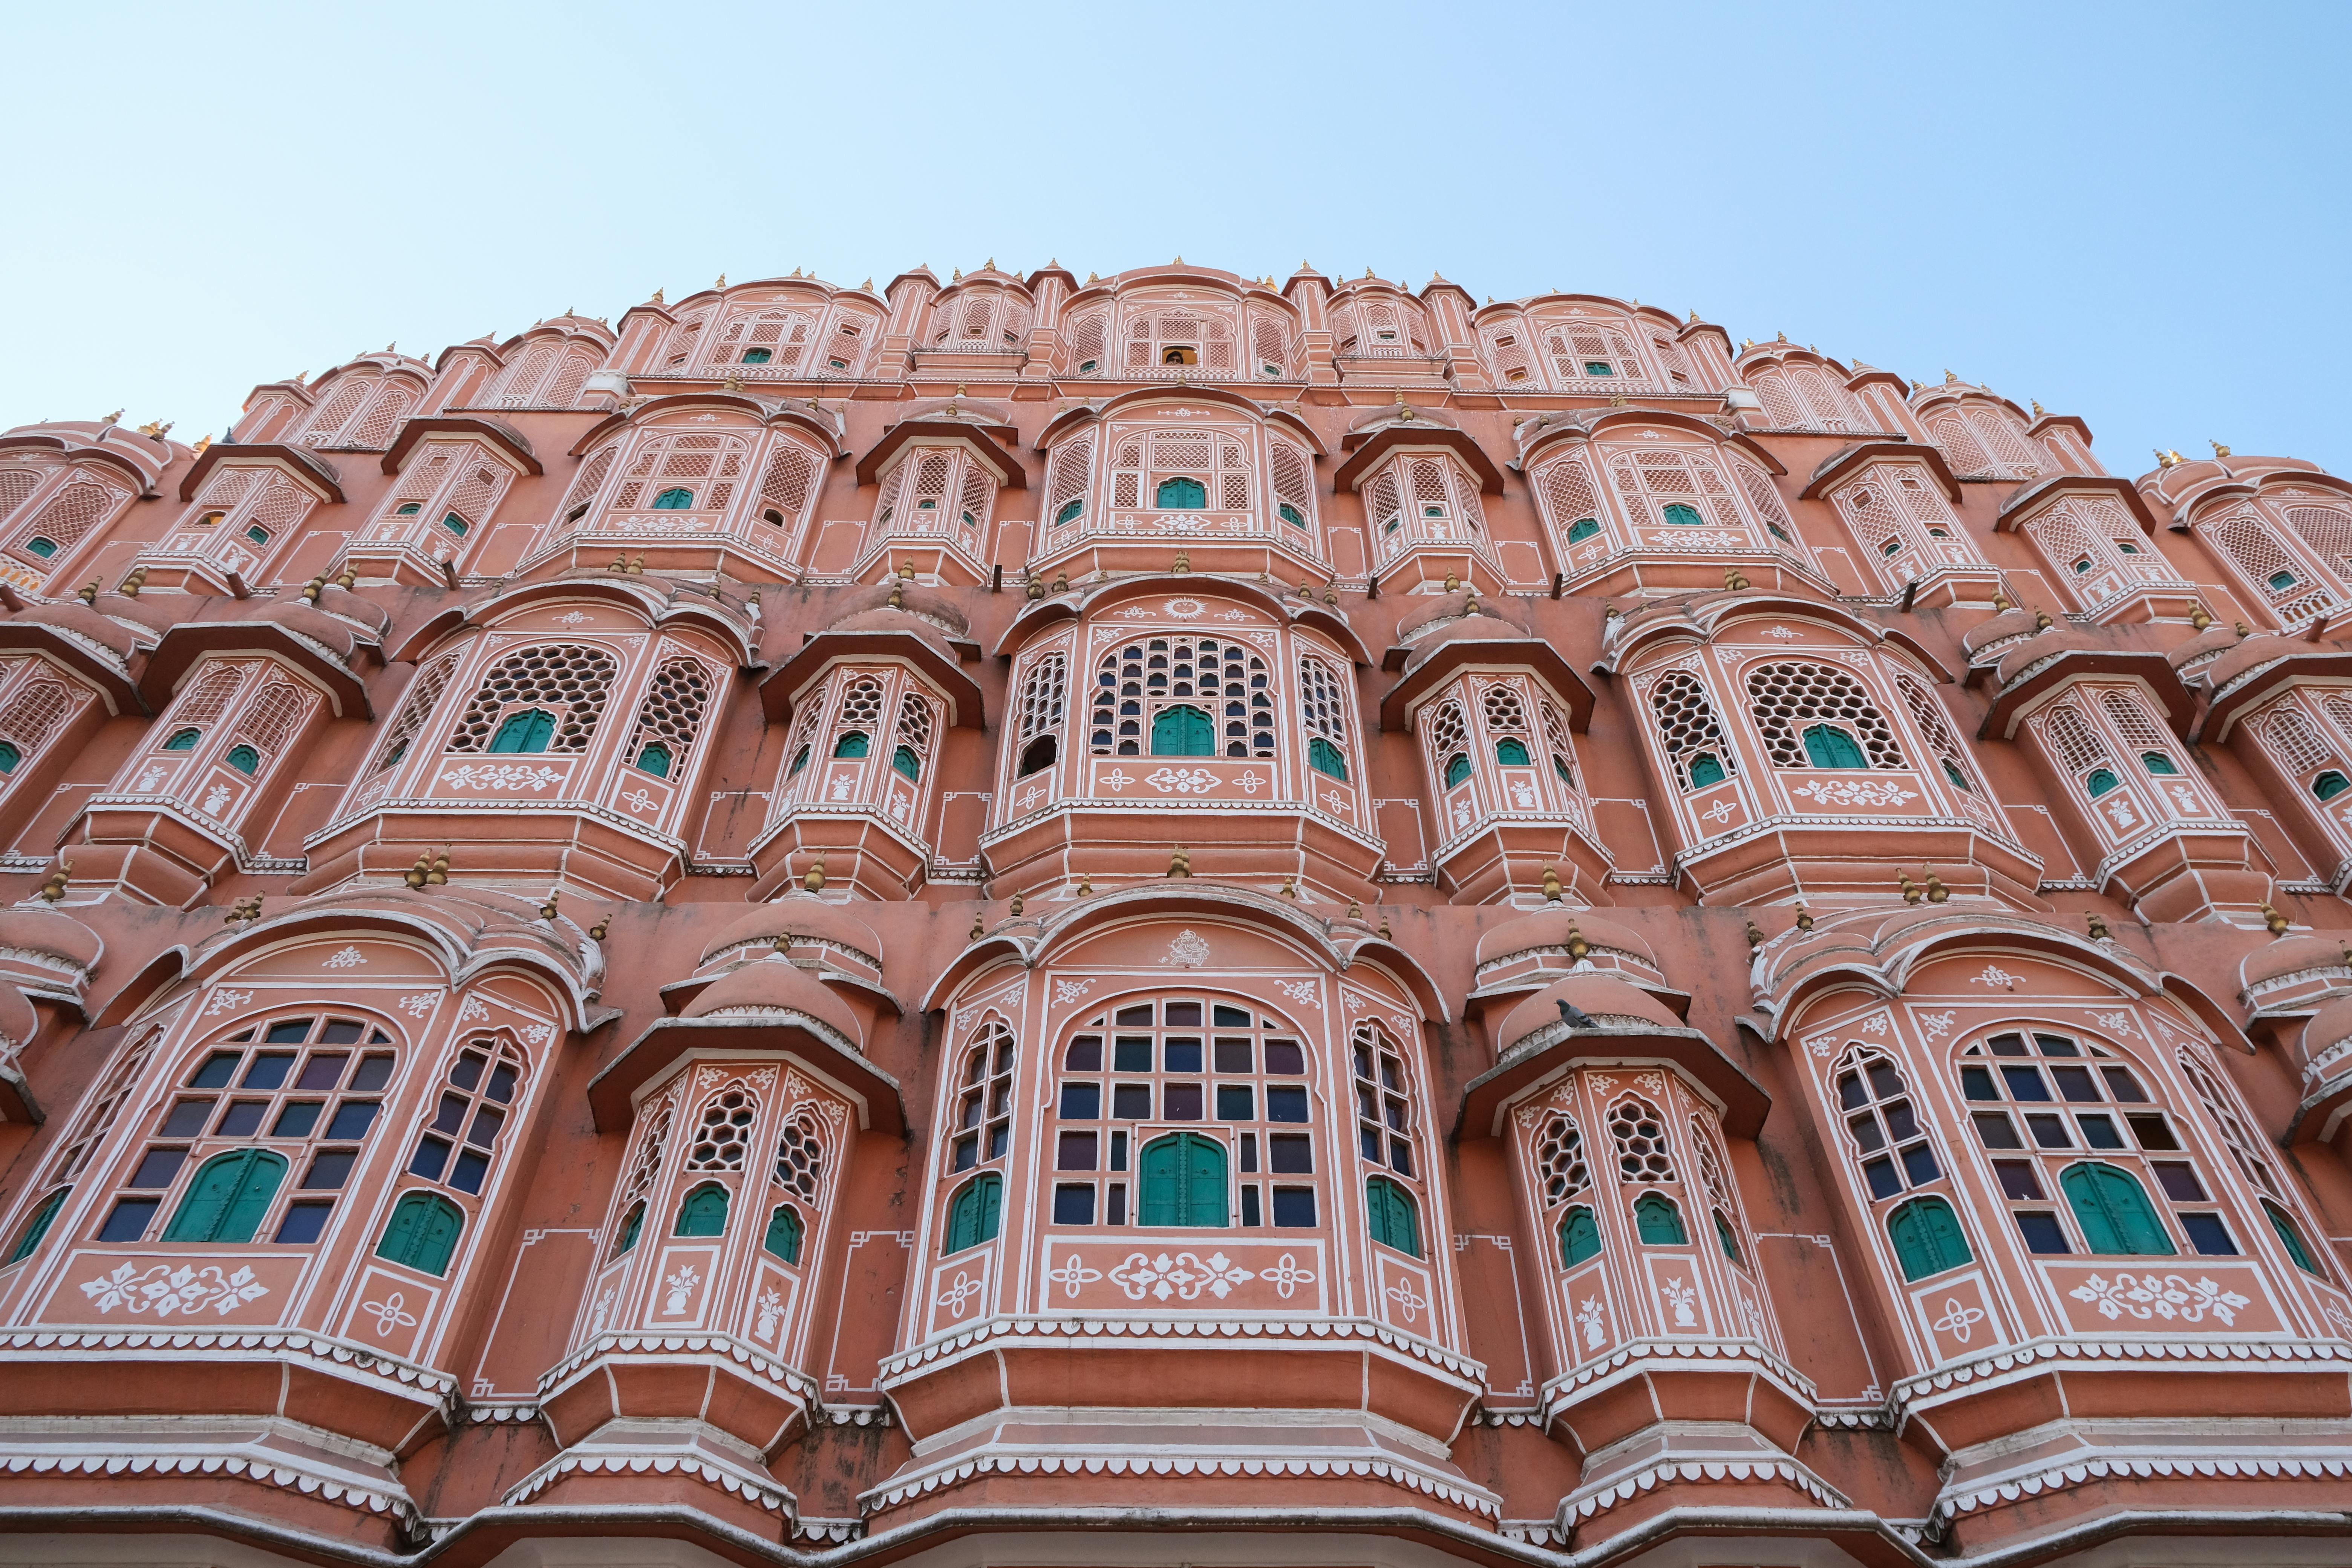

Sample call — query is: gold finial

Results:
[1323,579,1337,606]
[888,581,905,609]
[1565,920,1589,959]
[1943,369,1958,383]
[1444,571,1461,592]
[2190,603,2213,631]
[2087,911,2111,941]
[335,562,357,590]
[429,848,452,885]
[2167,449,2185,466]
[1991,586,2012,612]
[1688,308,1699,324]
[898,560,916,581]
[1378,914,1392,940]
[1604,604,1620,620]
[1168,845,1192,878]
[2236,620,2250,637]
[119,565,147,597]
[1794,903,1814,931]
[970,915,986,941]
[2154,447,2174,468]
[1909,378,1923,392]
[715,273,726,289]
[1541,865,1563,903]
[539,890,560,922]
[1279,877,1297,899]
[2211,439,2232,458]
[1077,873,1093,897]
[77,580,97,604]
[804,851,827,893]
[403,851,429,888]
[101,408,122,426]
[1172,550,1190,574]
[589,915,610,940]
[722,372,744,392]
[1026,573,1045,600]
[1087,272,1099,283]
[609,556,627,571]
[1899,869,1923,905]
[2034,609,2054,631]
[1009,893,1024,917]
[951,267,962,281]
[2263,903,2291,936]
[36,860,71,903]
[651,286,664,304]
[301,573,326,603]
[2031,399,2045,416]
[193,433,211,454]
[1746,919,1766,949]
[1347,898,1363,922]
[1776,331,1787,344]
[1052,568,1069,594]
[1923,867,1949,903]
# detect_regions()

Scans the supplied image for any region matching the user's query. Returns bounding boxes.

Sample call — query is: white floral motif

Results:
[457,995,490,1023]
[1161,929,1210,968]
[2069,1272,2250,1326]
[1577,1295,1607,1349]
[753,1287,784,1342]
[1858,1014,1889,1036]
[1054,978,1095,1004]
[1262,1253,1316,1300]
[1919,1011,1957,1040]
[1235,771,1265,795]
[934,1270,984,1319]
[1145,767,1220,795]
[322,946,366,970]
[1275,980,1318,1006]
[1099,770,1133,793]
[658,1264,701,1316]
[1017,782,1049,814]
[522,1024,554,1046]
[620,787,655,813]
[2092,1011,2135,1036]
[1164,598,1206,618]
[1932,1296,1986,1343]
[1804,1033,1843,1059]
[1973,965,2020,989]
[439,764,565,792]
[136,766,167,793]
[588,1285,617,1336]
[1658,1275,1698,1328]
[398,992,438,1018]
[1383,1275,1428,1325]
[1790,778,1919,808]
[79,1262,270,1318]
[1764,626,1798,640]
[205,989,254,1017]
[201,784,231,817]
[1045,1256,1105,1298]
[2101,794,2140,830]
[2166,784,2205,816]
[1108,1251,1255,1302]
[360,1290,418,1336]
[557,611,589,625]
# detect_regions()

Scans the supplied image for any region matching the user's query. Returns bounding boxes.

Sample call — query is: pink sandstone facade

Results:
[2,262,2352,1568]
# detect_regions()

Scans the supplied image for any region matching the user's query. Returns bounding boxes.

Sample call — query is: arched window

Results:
[1893,669,1986,801]
[6,1187,67,1265]
[1044,434,1093,531]
[627,657,714,782]
[376,1192,464,1276]
[1559,1206,1600,1266]
[1139,1133,1228,1226]
[1299,655,1351,783]
[1156,477,1207,510]
[833,731,870,759]
[1015,651,1067,778]
[894,692,932,782]
[406,1037,522,1196]
[945,1172,1002,1253]
[1352,1024,1418,1176]
[163,728,201,751]
[674,1181,730,1237]
[1495,738,1531,766]
[107,1015,394,1248]
[450,645,617,755]
[636,743,672,777]
[1648,669,1734,790]
[1886,1195,1971,1281]
[225,744,260,775]
[490,710,555,753]
[165,1149,289,1244]
[1092,637,1273,759]
[1111,427,1251,514]
[652,487,695,510]
[1366,1175,1421,1257]
[763,1204,804,1264]
[1633,1192,1687,1244]
[614,1201,645,1256]
[949,1021,1015,1173]
[1746,662,1902,769]
[609,1087,676,1259]
[1836,1049,1941,1200]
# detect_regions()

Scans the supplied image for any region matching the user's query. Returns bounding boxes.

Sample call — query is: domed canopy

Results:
[1394,588,1526,646]
[1462,973,1768,1139]
[681,956,865,1040]
[0,905,103,974]
[700,897,884,974]
[1498,974,1684,1056]
[1472,908,1678,1011]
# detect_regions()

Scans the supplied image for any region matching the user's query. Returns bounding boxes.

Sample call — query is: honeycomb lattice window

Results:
[1269,439,1315,524]
[1534,454,1604,548]
[1535,1114,1589,1205]
[447,645,617,753]
[1427,700,1468,773]
[835,677,885,744]
[0,469,39,525]
[1609,1095,1677,1184]
[1017,653,1066,743]
[631,657,715,767]
[775,1112,825,1202]
[1089,636,1273,758]
[1481,682,1528,739]
[623,1090,678,1205]
[1745,661,1902,769]
[756,439,819,526]
[2204,514,2310,607]
[2262,704,2338,775]
[1608,448,1743,532]
[685,1084,759,1171]
[896,692,934,762]
[2325,695,2352,752]
[1298,655,1348,742]
[372,653,461,776]
[1540,700,1575,783]
[1648,669,1733,786]
[2040,703,2110,772]
[1109,428,1251,512]
[562,444,619,518]
[2099,690,2175,759]
[1893,671,1976,788]
[1044,435,1093,526]
[1690,1118,1732,1209]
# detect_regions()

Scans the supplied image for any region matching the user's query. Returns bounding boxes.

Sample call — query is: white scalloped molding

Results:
[1938,1450,2352,1524]
[1540,1335,1817,1413]
[1893,1333,2352,1410]
[1556,1456,1845,1528]
[504,1449,795,1516]
[876,1313,1484,1385]
[536,1329,822,1407]
[0,1327,456,1403]
[0,1447,416,1526]
[865,1449,1501,1517]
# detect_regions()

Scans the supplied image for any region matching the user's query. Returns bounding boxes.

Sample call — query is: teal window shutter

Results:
[1442,753,1471,789]
[674,1181,730,1237]
[893,745,921,781]
[832,731,870,759]
[377,1192,464,1276]
[2139,752,2178,775]
[1559,1205,1600,1266]
[614,1201,644,1256]
[1366,1176,1421,1257]
[2265,1201,2320,1273]
[787,745,810,777]
[25,537,57,559]
[441,511,468,537]
[7,1187,67,1264]
[1662,503,1701,526]
[741,348,773,364]
[1633,1193,1687,1245]
[945,1173,1002,1253]
[1139,1133,1228,1227]
[0,741,20,775]
[2314,770,2349,801]
[395,503,423,516]
[1308,737,1348,781]
[488,710,555,753]
[2269,569,2298,591]
[163,728,201,751]
[1713,1210,1743,1264]
[1278,503,1306,527]
[1495,738,1530,766]
[225,745,260,775]
[1055,498,1085,525]
[1886,1196,1972,1281]
[1155,477,1207,510]
[1801,724,1867,769]
[2061,1162,2175,1256]
[1942,758,1970,790]
[764,1204,804,1264]
[165,1149,287,1244]
[635,743,672,777]
[1566,518,1600,544]
[2086,767,2118,798]
[1687,752,1726,787]
[1150,705,1214,756]
[652,487,694,510]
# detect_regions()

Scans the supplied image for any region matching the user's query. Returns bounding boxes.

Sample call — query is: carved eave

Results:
[0,432,163,496]
[855,418,1026,490]
[588,1014,902,1135]
[1979,645,2193,741]
[1799,441,1961,502]
[2199,645,2352,745]
[1844,363,1910,397]
[1416,277,1476,312]
[991,574,1372,665]
[1595,590,1951,681]
[1514,408,1787,479]
[1459,1022,1769,1141]
[1074,386,1327,457]
[566,395,847,461]
[1331,425,1504,496]
[138,616,374,719]
[499,315,619,356]
[1910,384,2035,424]
[380,416,541,477]
[1994,473,2163,537]
[0,616,142,715]
[1279,265,1334,303]
[175,443,345,505]
[431,337,506,375]
[1379,636,1596,733]
[2027,410,2094,448]
[917,883,1450,1025]
[399,574,758,667]
[760,628,986,728]
[2159,463,2352,534]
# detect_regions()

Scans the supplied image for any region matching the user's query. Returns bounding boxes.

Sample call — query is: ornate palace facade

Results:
[1,261,2350,1568]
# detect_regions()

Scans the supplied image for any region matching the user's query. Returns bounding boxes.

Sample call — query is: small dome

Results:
[1475,908,1661,980]
[1395,589,1525,644]
[15,602,137,660]
[1962,606,2047,662]
[2167,620,2243,675]
[679,955,865,1046]
[826,581,970,641]
[2203,632,2299,697]
[701,897,884,972]
[1498,974,1683,1057]
[0,983,36,1046]
[2241,933,2349,992]
[260,599,371,661]
[1400,614,1530,677]
[0,906,103,971]
[2307,992,2352,1069]
[1994,626,2098,690]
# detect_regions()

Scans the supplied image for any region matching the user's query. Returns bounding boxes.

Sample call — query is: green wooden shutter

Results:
[490,710,554,753]
[1634,1193,1686,1245]
[1443,753,1471,788]
[764,1204,804,1263]
[975,1171,1003,1243]
[1151,706,1214,757]
[1308,737,1348,781]
[1888,1196,1972,1281]
[379,1193,464,1276]
[833,732,870,759]
[946,1174,1001,1254]
[1713,1211,1743,1264]
[2267,1202,2320,1273]
[167,1150,286,1244]
[674,1182,730,1237]
[2063,1163,2175,1256]
[1140,1139,1180,1226]
[1559,1206,1600,1266]
[615,1202,644,1256]
[1367,1177,1421,1257]
[1495,738,1530,766]
[8,1187,67,1263]
[1801,724,1867,769]
[1141,1135,1227,1226]
[1155,477,1207,509]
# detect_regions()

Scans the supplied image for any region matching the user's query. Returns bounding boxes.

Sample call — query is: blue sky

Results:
[5,2,2347,479]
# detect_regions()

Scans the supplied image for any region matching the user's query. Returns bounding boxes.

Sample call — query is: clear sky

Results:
[4,1,2347,479]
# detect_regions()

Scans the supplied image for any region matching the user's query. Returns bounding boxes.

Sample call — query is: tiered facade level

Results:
[3,261,2352,1568]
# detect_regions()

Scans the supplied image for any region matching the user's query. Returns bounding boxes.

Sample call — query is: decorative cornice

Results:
[0,1325,456,1405]
[1539,1336,1818,1412]
[865,1446,1501,1518]
[504,1446,797,1516]
[1555,1455,1846,1531]
[536,1329,823,1407]
[877,1312,1485,1386]
[1892,1331,2352,1412]
[1936,1446,2352,1525]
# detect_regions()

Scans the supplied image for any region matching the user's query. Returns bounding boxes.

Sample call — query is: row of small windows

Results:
[608,1183,808,1266]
